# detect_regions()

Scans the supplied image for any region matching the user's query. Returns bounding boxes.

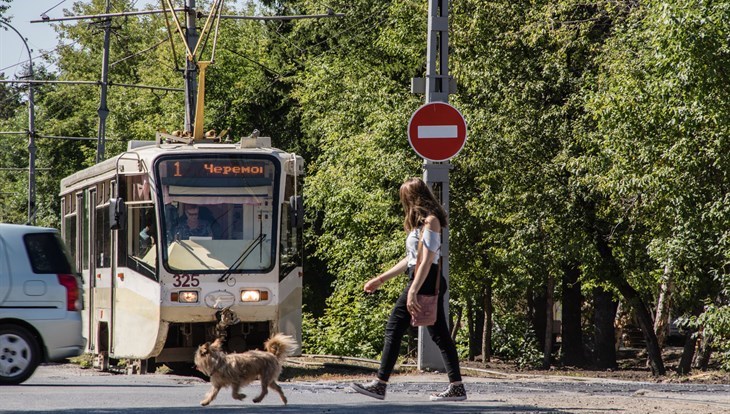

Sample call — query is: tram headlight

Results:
[241,289,268,302]
[172,291,199,303]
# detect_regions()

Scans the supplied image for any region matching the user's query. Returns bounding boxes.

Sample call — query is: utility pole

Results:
[184,0,199,133]
[0,20,36,225]
[96,0,112,162]
[412,0,457,372]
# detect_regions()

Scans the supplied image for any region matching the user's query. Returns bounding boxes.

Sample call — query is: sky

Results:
[0,0,163,78]
[0,1,261,79]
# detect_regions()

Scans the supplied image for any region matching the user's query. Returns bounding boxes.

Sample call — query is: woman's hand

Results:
[364,276,384,293]
[407,289,421,315]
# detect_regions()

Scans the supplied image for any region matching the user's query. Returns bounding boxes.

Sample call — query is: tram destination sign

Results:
[407,102,467,162]
[169,159,266,178]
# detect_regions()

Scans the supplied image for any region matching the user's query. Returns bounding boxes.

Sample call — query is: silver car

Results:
[0,223,85,385]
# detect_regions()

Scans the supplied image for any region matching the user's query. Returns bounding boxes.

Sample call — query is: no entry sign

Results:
[407,102,467,162]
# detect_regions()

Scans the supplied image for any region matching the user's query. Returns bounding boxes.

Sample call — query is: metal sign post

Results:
[411,0,461,372]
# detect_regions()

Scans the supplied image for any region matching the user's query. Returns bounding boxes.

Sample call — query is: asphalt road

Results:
[2,363,730,413]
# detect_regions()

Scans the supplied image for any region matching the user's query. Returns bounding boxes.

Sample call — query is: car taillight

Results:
[58,274,81,311]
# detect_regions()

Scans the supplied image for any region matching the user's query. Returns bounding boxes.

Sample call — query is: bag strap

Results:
[415,228,441,295]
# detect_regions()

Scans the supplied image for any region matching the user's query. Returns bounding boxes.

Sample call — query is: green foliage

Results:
[492,312,542,370]
[69,353,94,369]
[582,0,730,326]
[680,305,730,371]
[3,0,730,370]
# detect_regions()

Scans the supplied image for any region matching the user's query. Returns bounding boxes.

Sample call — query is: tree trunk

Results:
[482,281,493,363]
[593,287,618,369]
[466,300,475,360]
[451,304,462,341]
[678,305,705,374]
[531,288,547,350]
[677,332,697,375]
[583,199,665,375]
[693,332,713,370]
[561,263,584,366]
[592,226,666,375]
[543,273,555,369]
[615,278,666,375]
[653,260,673,349]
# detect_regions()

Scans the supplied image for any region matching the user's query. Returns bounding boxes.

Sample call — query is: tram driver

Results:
[174,203,213,240]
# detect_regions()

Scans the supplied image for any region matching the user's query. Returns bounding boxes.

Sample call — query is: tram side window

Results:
[82,191,89,270]
[280,175,302,280]
[128,204,157,274]
[62,195,77,260]
[95,205,111,267]
[118,174,157,278]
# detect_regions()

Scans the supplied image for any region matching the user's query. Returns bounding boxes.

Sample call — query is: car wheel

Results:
[0,325,41,385]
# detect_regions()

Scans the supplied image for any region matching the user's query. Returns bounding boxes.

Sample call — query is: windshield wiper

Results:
[218,233,266,283]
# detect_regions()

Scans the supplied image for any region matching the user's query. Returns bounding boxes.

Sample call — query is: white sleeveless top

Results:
[406,227,441,267]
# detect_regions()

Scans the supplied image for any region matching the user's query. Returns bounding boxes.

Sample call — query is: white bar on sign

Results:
[418,125,458,139]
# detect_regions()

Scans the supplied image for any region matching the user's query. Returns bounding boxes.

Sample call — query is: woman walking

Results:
[350,178,467,401]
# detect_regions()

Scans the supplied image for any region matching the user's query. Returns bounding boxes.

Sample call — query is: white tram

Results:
[59,133,303,371]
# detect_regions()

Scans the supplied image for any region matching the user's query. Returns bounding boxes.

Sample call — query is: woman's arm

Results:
[407,215,441,314]
[364,257,409,293]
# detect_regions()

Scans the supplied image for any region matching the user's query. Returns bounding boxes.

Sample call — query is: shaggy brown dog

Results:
[194,333,298,406]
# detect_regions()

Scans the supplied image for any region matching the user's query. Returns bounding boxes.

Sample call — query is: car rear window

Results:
[23,233,74,274]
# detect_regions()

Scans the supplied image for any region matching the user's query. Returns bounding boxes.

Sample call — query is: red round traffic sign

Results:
[408,102,467,162]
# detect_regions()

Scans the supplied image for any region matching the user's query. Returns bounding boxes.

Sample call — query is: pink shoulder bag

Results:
[410,230,441,327]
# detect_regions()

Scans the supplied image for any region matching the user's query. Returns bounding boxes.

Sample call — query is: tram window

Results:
[121,203,156,279]
[82,191,90,270]
[98,183,104,206]
[129,175,151,201]
[116,174,157,278]
[280,175,302,280]
[95,206,111,267]
[76,192,84,272]
[63,215,77,261]
[62,194,77,261]
[156,156,277,273]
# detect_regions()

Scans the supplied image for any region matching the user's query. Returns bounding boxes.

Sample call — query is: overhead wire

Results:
[0,38,82,74]
[110,37,167,67]
[7,1,368,139]
[40,0,69,17]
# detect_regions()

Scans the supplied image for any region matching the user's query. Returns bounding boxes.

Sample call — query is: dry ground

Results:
[281,346,730,385]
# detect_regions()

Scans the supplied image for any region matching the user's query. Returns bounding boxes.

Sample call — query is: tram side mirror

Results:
[289,195,304,229]
[109,197,126,230]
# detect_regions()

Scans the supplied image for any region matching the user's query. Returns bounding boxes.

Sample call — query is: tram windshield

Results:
[155,156,277,273]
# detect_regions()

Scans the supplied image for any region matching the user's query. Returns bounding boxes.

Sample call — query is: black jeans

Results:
[377,263,462,383]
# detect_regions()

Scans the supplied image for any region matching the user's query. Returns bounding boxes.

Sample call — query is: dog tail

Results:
[264,333,298,363]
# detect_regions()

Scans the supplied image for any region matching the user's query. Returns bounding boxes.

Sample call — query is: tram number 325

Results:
[172,274,200,287]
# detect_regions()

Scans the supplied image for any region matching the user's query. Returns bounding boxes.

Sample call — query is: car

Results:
[0,223,85,385]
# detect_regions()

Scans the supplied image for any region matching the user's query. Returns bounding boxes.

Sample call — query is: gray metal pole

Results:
[418,0,452,372]
[96,0,112,163]
[184,0,198,133]
[0,21,36,225]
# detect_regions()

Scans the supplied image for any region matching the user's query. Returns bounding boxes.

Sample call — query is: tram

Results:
[59,133,304,371]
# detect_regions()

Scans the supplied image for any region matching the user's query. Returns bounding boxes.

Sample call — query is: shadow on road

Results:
[26,403,575,414]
